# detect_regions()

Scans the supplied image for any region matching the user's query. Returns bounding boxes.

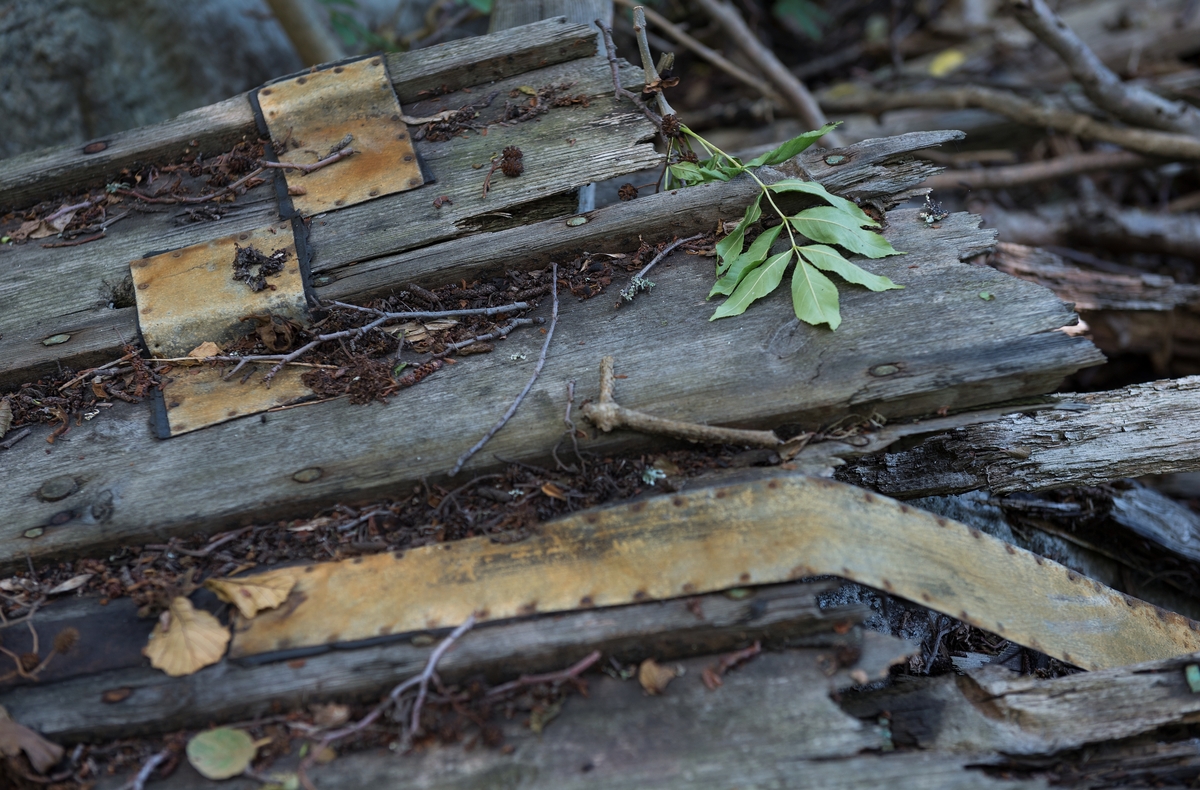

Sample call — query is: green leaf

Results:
[669,162,737,186]
[745,123,842,168]
[798,245,902,292]
[709,225,783,297]
[791,259,841,330]
[767,180,877,227]
[711,250,793,320]
[790,206,900,259]
[464,0,494,12]
[715,194,762,274]
[187,728,258,781]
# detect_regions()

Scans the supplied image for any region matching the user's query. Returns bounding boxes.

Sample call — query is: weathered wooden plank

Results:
[840,376,1200,498]
[0,208,1101,568]
[0,18,598,212]
[0,128,953,390]
[3,581,877,741]
[95,652,1036,790]
[847,648,1200,757]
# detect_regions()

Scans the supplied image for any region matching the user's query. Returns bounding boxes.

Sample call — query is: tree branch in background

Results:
[821,86,1200,160]
[925,149,1151,190]
[689,0,841,147]
[1007,0,1200,135]
[616,0,782,106]
[264,0,347,66]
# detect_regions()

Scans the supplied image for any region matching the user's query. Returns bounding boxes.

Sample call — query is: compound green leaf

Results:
[790,206,900,259]
[709,225,783,297]
[715,194,762,274]
[745,123,841,168]
[791,259,841,330]
[766,180,876,226]
[798,245,902,292]
[711,250,793,320]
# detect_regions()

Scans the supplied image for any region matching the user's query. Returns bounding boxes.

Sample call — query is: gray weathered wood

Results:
[4,581,878,741]
[317,129,960,299]
[0,208,1101,569]
[0,55,657,389]
[97,651,1035,790]
[0,18,598,212]
[840,376,1200,497]
[0,126,951,388]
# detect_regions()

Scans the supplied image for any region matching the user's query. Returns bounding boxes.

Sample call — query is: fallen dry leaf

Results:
[143,596,230,676]
[204,575,295,619]
[541,481,567,500]
[186,727,257,780]
[0,706,63,774]
[9,219,42,242]
[187,341,223,359]
[638,658,678,695]
[46,573,92,595]
[383,318,458,343]
[311,702,351,729]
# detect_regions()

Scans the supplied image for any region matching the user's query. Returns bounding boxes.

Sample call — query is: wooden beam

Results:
[1,208,1100,569]
[840,376,1200,497]
[0,18,598,212]
[4,581,878,741]
[0,56,657,389]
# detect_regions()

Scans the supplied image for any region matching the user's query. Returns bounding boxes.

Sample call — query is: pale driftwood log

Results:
[0,18,597,212]
[840,376,1200,498]
[92,654,1043,790]
[0,208,1103,569]
[5,581,878,741]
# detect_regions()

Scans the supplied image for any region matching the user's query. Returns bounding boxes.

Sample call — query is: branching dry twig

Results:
[435,317,540,357]
[581,356,788,448]
[687,0,840,145]
[449,265,559,476]
[260,148,357,175]
[299,614,476,789]
[1007,0,1200,134]
[617,0,779,103]
[597,20,664,132]
[620,233,705,303]
[481,649,601,699]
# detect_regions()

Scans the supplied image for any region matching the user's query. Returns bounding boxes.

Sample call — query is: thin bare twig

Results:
[1007,0,1200,134]
[449,264,559,476]
[434,317,540,357]
[620,233,705,303]
[581,356,787,448]
[821,87,1200,160]
[298,614,477,790]
[687,0,840,145]
[0,428,32,451]
[596,20,663,132]
[631,7,675,117]
[116,167,266,205]
[328,301,531,321]
[618,0,779,103]
[260,148,357,175]
[58,352,138,391]
[121,747,172,790]
[924,149,1151,190]
[482,649,601,699]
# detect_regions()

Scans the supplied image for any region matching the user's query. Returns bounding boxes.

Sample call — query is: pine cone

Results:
[500,146,524,177]
[618,183,638,201]
[660,114,682,139]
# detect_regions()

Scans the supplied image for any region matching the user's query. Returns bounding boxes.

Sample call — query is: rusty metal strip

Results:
[228,475,1200,670]
[255,56,424,217]
[131,222,313,436]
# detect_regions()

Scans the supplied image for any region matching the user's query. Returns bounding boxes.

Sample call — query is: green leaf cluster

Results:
[667,123,903,330]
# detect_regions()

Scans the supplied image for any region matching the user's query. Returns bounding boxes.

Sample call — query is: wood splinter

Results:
[581,356,799,450]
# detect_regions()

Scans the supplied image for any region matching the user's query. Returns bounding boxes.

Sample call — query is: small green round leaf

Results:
[187,728,257,780]
[979,291,994,301]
